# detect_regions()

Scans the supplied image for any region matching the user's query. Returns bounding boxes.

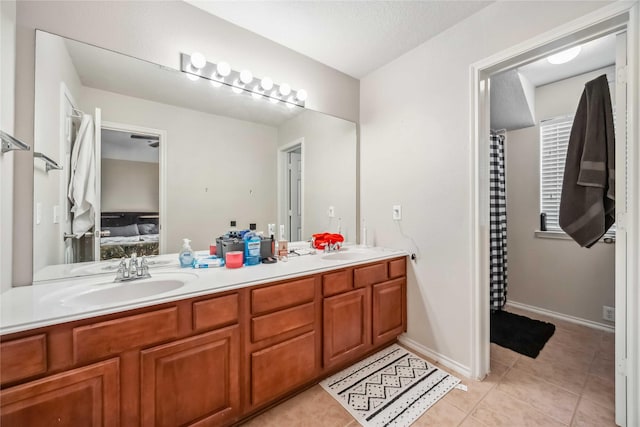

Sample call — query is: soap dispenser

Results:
[179,238,195,268]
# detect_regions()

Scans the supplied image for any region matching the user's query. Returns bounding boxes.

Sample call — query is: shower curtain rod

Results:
[490,128,507,135]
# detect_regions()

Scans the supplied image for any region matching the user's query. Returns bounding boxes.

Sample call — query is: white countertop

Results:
[1,246,406,336]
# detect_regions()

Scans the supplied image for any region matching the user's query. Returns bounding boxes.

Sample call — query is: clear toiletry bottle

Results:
[228,220,238,239]
[179,238,195,267]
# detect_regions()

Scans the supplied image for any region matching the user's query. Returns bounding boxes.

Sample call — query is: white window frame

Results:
[539,115,615,239]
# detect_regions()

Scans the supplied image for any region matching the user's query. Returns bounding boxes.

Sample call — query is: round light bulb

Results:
[296,89,308,102]
[547,46,581,65]
[261,77,274,91]
[216,61,231,77]
[240,69,253,85]
[279,83,291,96]
[190,52,207,70]
[210,78,223,88]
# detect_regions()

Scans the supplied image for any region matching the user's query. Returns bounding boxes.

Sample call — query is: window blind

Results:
[539,115,615,238]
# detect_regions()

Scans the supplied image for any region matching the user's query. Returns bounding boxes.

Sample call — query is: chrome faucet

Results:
[115,255,151,282]
[324,241,342,253]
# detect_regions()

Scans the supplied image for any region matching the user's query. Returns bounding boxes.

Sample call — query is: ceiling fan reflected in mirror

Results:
[130,133,160,148]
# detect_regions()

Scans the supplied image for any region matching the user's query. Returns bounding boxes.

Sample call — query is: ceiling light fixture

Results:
[180,53,307,107]
[547,46,582,65]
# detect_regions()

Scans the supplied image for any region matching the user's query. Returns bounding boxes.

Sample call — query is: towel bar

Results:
[1,130,31,153]
[34,152,63,172]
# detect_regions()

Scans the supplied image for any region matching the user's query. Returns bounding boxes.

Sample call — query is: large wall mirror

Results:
[33,30,356,282]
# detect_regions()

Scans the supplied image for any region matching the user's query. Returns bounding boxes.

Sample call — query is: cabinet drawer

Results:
[193,293,239,332]
[322,269,352,296]
[388,257,406,279]
[73,307,178,363]
[251,302,314,343]
[251,331,316,407]
[354,262,388,288]
[0,335,47,385]
[251,278,315,315]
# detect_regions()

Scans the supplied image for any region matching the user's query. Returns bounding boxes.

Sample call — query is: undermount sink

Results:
[321,252,364,261]
[59,273,198,308]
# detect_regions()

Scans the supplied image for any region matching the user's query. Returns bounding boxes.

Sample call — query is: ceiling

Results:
[185,1,493,78]
[517,33,616,87]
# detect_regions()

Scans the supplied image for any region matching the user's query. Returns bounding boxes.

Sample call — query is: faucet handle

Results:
[139,256,150,278]
[115,257,128,281]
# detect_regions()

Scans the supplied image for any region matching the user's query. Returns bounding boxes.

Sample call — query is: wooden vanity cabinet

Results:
[1,256,406,426]
[322,258,407,369]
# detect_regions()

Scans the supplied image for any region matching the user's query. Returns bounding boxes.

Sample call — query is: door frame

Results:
[100,121,167,254]
[277,138,304,241]
[469,3,638,426]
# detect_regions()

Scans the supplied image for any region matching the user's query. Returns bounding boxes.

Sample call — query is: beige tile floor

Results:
[241,307,615,426]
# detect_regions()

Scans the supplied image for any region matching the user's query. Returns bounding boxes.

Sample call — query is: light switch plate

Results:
[328,206,335,218]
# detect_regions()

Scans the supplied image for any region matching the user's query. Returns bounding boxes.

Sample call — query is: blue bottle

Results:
[244,232,261,266]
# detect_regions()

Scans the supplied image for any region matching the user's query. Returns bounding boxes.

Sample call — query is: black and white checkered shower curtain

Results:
[490,133,508,311]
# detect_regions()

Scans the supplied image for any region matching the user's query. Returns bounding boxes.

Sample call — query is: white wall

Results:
[101,159,159,213]
[32,32,83,273]
[82,87,278,252]
[506,67,616,326]
[278,110,357,241]
[0,0,16,293]
[360,1,610,370]
[13,1,359,285]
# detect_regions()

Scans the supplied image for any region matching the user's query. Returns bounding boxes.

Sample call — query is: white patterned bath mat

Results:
[320,344,460,427]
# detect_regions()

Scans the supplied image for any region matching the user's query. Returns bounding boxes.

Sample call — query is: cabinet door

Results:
[323,288,371,368]
[141,326,240,427]
[250,331,316,408]
[372,278,406,346]
[0,358,119,427]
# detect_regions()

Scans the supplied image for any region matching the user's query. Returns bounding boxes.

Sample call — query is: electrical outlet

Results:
[392,205,402,220]
[328,206,335,218]
[603,305,615,322]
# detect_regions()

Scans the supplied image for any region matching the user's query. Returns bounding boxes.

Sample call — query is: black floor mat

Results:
[490,310,555,358]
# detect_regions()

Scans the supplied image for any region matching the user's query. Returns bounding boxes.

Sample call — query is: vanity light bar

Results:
[180,53,307,108]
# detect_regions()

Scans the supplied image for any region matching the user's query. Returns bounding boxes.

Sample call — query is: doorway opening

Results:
[278,138,304,242]
[471,4,638,426]
[100,121,167,260]
[488,30,619,424]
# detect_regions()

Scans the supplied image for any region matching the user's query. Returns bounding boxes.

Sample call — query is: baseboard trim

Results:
[506,300,615,333]
[397,335,472,379]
